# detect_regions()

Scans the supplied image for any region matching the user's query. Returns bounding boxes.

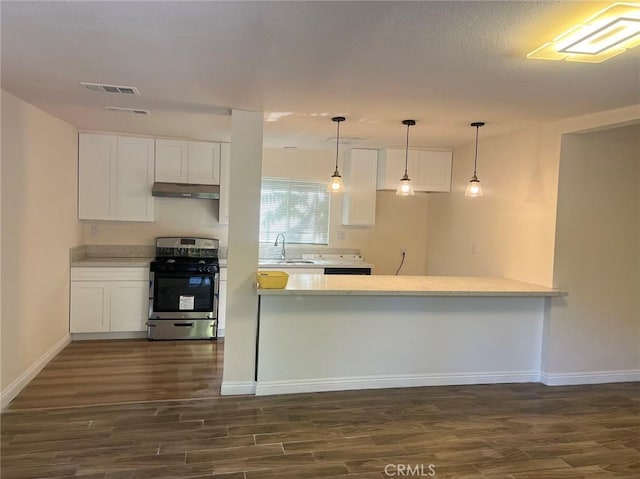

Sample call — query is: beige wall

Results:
[544,125,640,375]
[263,148,430,274]
[82,198,228,246]
[426,127,559,286]
[1,90,82,392]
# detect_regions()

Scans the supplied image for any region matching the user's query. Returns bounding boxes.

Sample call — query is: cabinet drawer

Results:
[71,267,149,282]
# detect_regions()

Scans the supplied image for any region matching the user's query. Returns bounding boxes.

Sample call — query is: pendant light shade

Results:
[327,116,346,193]
[396,119,416,196]
[465,122,485,197]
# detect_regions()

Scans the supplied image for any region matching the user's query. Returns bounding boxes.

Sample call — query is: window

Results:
[259,178,330,244]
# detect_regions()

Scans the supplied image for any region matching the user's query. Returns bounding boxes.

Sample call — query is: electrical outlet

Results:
[90,225,100,236]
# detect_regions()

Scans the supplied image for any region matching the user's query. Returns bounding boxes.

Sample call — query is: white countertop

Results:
[71,257,154,267]
[257,259,373,269]
[256,274,565,297]
[218,259,373,269]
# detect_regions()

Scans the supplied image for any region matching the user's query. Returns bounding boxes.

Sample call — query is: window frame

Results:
[259,177,331,245]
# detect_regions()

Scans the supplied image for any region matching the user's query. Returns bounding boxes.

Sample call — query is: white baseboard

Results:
[71,331,147,340]
[217,328,225,338]
[541,369,640,386]
[1,334,71,409]
[255,371,541,396]
[221,381,256,396]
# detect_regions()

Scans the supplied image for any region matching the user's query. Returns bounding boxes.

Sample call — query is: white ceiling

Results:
[2,1,639,150]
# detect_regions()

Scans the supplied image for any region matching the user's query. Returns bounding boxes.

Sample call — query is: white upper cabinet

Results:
[155,139,220,185]
[154,139,188,182]
[377,148,452,192]
[415,150,453,192]
[78,134,115,219]
[187,141,220,184]
[78,133,155,222]
[342,149,378,226]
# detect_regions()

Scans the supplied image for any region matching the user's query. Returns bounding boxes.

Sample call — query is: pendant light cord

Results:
[400,120,415,179]
[335,119,341,172]
[473,124,479,177]
[470,121,484,179]
[404,122,410,176]
[331,116,345,175]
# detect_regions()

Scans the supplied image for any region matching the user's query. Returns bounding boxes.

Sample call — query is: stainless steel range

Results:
[147,237,219,340]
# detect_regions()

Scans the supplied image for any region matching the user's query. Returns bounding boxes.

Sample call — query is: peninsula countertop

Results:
[256,274,565,297]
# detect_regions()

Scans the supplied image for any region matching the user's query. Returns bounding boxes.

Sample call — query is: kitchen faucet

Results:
[274,233,286,260]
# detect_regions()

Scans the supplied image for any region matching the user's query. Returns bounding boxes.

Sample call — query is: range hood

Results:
[151,182,220,200]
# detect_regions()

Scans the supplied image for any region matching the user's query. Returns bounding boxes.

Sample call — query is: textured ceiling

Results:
[2,1,638,150]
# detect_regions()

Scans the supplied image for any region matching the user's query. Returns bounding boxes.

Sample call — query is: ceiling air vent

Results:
[104,107,150,115]
[81,82,140,95]
[325,136,368,145]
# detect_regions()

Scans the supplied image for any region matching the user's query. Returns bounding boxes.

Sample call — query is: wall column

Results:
[221,110,263,394]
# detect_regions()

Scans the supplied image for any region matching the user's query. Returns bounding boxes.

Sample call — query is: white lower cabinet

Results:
[110,282,149,332]
[70,281,111,333]
[70,268,148,333]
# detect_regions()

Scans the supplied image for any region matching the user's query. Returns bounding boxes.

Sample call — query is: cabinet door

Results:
[78,134,117,220]
[218,143,230,225]
[111,281,148,332]
[115,137,155,221]
[187,141,220,185]
[415,150,452,192]
[342,149,378,226]
[70,281,111,333]
[155,139,188,183]
[377,148,420,191]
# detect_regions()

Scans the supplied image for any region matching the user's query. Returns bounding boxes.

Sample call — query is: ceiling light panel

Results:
[527,2,640,63]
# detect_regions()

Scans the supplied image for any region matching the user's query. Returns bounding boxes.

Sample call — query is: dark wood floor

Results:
[7,339,223,409]
[2,340,639,478]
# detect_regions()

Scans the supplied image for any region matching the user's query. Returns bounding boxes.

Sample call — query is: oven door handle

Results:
[173,322,194,328]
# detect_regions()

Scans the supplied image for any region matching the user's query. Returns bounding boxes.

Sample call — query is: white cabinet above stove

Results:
[155,139,221,185]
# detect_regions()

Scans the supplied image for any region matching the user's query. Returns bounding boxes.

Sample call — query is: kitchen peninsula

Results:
[255,275,564,396]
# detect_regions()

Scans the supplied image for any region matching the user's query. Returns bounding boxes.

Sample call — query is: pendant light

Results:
[465,121,485,197]
[396,119,416,196]
[327,116,346,193]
